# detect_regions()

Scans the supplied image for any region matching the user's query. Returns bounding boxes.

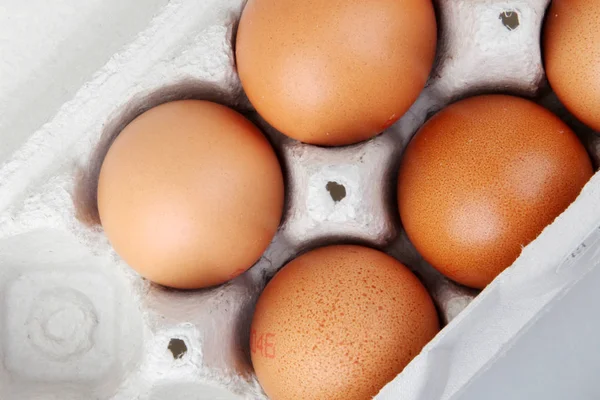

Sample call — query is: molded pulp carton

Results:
[0,1,599,399]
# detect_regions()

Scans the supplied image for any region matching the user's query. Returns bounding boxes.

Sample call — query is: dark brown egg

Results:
[544,0,600,131]
[236,0,437,146]
[398,95,593,289]
[250,245,439,400]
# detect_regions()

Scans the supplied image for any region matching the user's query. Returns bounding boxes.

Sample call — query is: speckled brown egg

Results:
[398,95,593,289]
[544,0,600,131]
[97,100,284,289]
[236,0,437,146]
[250,245,439,400]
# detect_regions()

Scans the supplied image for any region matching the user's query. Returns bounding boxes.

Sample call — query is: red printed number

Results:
[251,329,276,359]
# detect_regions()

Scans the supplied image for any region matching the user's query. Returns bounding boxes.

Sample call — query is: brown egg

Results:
[236,0,437,146]
[250,245,439,400]
[97,100,284,289]
[398,95,593,289]
[544,0,600,131]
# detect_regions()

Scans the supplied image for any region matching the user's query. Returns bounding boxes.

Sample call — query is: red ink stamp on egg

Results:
[251,329,276,359]
[264,333,276,359]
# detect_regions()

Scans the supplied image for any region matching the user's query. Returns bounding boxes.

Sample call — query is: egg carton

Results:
[1,0,599,399]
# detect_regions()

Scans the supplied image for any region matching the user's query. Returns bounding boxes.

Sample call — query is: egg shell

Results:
[544,0,600,132]
[97,100,284,289]
[398,95,594,289]
[236,0,437,146]
[250,245,439,400]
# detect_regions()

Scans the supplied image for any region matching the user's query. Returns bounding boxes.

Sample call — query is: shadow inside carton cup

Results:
[292,236,387,263]
[536,86,600,170]
[234,289,258,373]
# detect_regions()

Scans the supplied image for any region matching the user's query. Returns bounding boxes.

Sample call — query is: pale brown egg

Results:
[236,0,437,146]
[398,95,593,289]
[544,0,600,131]
[250,245,439,400]
[97,100,284,289]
